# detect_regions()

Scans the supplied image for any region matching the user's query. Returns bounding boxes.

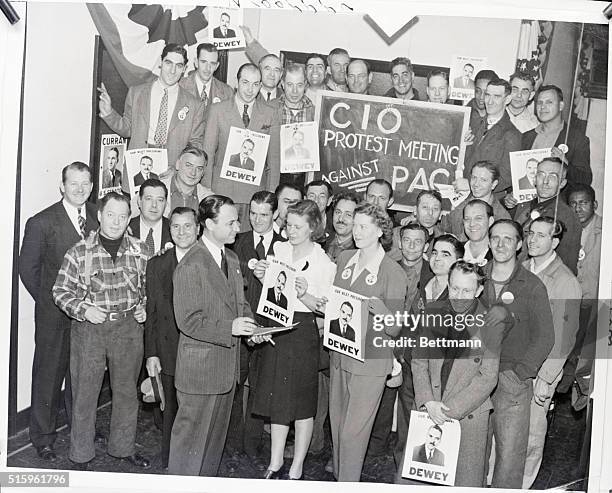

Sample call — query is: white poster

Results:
[323,285,367,361]
[256,257,297,327]
[402,410,461,486]
[208,7,245,50]
[510,148,552,203]
[280,121,320,173]
[124,148,168,196]
[98,134,126,198]
[221,126,270,186]
[449,55,487,102]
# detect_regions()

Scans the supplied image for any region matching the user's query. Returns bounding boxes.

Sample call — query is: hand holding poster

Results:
[256,257,297,327]
[208,7,245,50]
[98,134,126,198]
[280,121,320,173]
[402,410,460,486]
[124,148,168,196]
[221,127,270,186]
[449,55,487,101]
[323,285,367,361]
[510,148,552,203]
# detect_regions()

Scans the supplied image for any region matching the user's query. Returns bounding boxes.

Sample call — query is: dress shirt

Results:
[532,121,564,149]
[252,228,274,254]
[235,95,253,121]
[273,221,288,239]
[529,251,557,276]
[148,80,179,144]
[62,199,87,237]
[139,217,163,253]
[261,87,279,101]
[463,242,490,265]
[201,234,224,269]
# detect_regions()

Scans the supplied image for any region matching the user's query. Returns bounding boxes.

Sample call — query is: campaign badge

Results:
[501,291,515,304]
[578,248,585,261]
[366,274,377,285]
[248,258,258,270]
[341,268,352,280]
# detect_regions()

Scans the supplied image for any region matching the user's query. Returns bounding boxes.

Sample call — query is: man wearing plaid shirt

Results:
[53,192,150,470]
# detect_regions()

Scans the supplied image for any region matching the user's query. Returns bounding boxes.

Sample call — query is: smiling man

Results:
[385,57,420,101]
[426,69,450,104]
[305,53,328,101]
[99,44,205,181]
[347,59,372,95]
[326,47,350,92]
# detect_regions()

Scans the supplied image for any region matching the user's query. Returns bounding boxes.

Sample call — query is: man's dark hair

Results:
[430,424,443,437]
[474,69,498,84]
[389,57,413,74]
[305,179,333,197]
[432,234,465,259]
[487,78,512,96]
[275,182,304,199]
[509,71,535,88]
[161,43,188,65]
[196,43,218,58]
[198,194,234,228]
[535,84,564,103]
[179,145,208,162]
[366,179,393,199]
[243,138,255,148]
[251,190,278,213]
[99,191,131,214]
[139,178,168,199]
[220,12,230,19]
[237,62,260,81]
[277,270,287,281]
[568,183,596,203]
[530,215,565,241]
[62,161,92,184]
[108,147,119,157]
[399,223,430,244]
[332,190,361,211]
[416,189,443,207]
[464,199,494,219]
[340,300,354,314]
[448,260,486,286]
[306,53,327,69]
[170,206,197,223]
[489,218,524,242]
[427,69,448,84]
[140,155,153,165]
[470,160,500,182]
[464,63,474,70]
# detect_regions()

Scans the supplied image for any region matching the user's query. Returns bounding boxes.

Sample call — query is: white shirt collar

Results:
[345,245,385,284]
[463,242,489,265]
[530,251,557,275]
[235,95,253,119]
[62,199,86,237]
[139,216,163,253]
[273,221,287,239]
[253,228,274,252]
[195,74,213,99]
[201,234,224,269]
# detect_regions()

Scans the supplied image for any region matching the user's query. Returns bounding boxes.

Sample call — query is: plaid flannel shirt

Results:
[53,231,148,322]
[278,95,315,124]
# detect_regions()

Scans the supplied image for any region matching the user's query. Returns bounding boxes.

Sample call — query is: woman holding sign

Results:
[252,200,336,480]
[328,202,408,482]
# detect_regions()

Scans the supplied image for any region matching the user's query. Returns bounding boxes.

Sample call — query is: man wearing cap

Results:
[53,192,149,470]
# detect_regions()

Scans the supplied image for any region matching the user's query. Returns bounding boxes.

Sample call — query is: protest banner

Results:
[449,55,487,101]
[124,148,168,195]
[311,90,470,212]
[98,134,126,198]
[208,7,245,50]
[323,285,367,361]
[280,121,320,173]
[256,257,297,326]
[402,410,461,486]
[221,126,270,186]
[510,148,552,203]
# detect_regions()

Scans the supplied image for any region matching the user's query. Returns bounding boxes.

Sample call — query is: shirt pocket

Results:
[89,269,106,293]
[123,266,140,293]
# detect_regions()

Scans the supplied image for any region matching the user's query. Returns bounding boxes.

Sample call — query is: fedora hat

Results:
[140,373,166,411]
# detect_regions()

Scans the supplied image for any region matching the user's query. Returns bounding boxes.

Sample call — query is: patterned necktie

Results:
[77,207,86,238]
[145,227,155,254]
[242,104,250,128]
[255,235,265,260]
[201,88,208,109]
[220,249,228,278]
[266,91,271,101]
[154,88,168,146]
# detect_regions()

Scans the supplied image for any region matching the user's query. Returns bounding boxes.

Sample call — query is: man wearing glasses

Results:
[506,72,539,133]
[512,157,582,275]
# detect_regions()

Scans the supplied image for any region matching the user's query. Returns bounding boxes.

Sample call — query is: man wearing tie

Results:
[266,271,288,310]
[179,43,233,122]
[128,178,171,257]
[133,155,159,187]
[168,195,263,476]
[98,44,205,188]
[228,138,256,171]
[329,301,356,342]
[101,147,122,189]
[19,162,98,461]
[213,12,236,38]
[412,425,445,467]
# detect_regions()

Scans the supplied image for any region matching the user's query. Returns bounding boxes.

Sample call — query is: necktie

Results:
[266,91,271,101]
[242,104,250,128]
[201,88,208,108]
[255,235,265,260]
[145,227,155,254]
[220,249,228,278]
[77,207,86,238]
[154,88,168,146]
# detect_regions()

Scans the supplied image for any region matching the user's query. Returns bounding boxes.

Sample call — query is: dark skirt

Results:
[251,311,319,424]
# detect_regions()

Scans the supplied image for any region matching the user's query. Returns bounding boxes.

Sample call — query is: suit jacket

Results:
[173,241,253,395]
[203,97,281,203]
[102,81,205,187]
[329,318,356,342]
[228,153,255,171]
[144,248,180,376]
[179,72,234,124]
[266,287,288,310]
[19,201,98,330]
[517,175,535,190]
[453,76,475,90]
[133,171,159,187]
[128,215,172,256]
[412,444,445,467]
[213,26,236,38]
[102,168,122,189]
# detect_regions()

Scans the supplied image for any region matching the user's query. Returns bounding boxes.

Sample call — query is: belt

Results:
[107,309,134,321]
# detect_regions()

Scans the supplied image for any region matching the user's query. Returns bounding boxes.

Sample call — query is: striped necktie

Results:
[77,207,86,238]
[154,88,168,145]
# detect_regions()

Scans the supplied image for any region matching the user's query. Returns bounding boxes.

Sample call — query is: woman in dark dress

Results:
[252,200,336,479]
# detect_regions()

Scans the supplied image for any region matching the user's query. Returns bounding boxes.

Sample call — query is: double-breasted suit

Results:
[168,240,253,476]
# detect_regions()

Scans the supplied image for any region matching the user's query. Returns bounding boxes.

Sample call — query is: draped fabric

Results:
[515,20,555,91]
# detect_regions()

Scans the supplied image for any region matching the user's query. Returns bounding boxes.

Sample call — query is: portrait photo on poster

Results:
[256,256,297,327]
[280,121,320,173]
[509,147,553,203]
[221,126,270,186]
[208,7,245,50]
[98,134,126,198]
[449,55,487,101]
[124,148,168,195]
[323,285,366,361]
[402,410,461,486]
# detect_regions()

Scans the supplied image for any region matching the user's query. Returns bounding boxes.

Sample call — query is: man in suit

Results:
[168,195,264,476]
[101,147,122,189]
[228,138,256,171]
[266,271,288,310]
[128,178,171,257]
[203,63,281,228]
[412,425,445,467]
[329,301,356,342]
[230,191,284,462]
[213,12,236,38]
[98,44,205,188]
[518,158,538,190]
[19,162,98,461]
[145,206,199,469]
[284,130,311,161]
[133,156,159,187]
[179,43,233,122]
[453,63,475,90]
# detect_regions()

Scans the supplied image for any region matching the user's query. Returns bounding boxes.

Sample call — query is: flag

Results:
[87,4,209,87]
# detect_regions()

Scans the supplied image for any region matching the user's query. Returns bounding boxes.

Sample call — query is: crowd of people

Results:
[18,34,599,489]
